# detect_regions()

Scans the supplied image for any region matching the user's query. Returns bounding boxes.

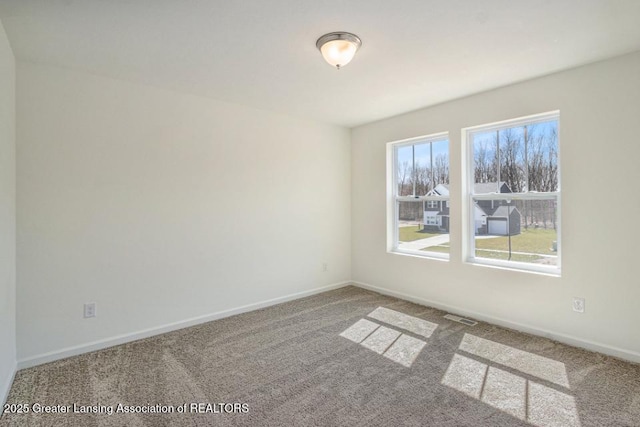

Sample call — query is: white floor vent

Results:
[444,314,477,326]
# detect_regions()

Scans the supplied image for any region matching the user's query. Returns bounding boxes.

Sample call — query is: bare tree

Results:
[414,164,431,196]
[499,128,525,193]
[398,160,411,196]
[523,124,559,228]
[474,140,498,184]
[433,153,450,187]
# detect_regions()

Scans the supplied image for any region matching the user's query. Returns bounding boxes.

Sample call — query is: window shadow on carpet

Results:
[339,307,438,367]
[442,333,580,427]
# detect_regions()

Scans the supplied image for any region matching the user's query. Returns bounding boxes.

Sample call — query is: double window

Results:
[387,112,560,275]
[388,133,450,259]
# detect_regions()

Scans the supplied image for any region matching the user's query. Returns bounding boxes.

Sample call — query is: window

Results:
[425,214,440,226]
[388,133,450,259]
[464,112,560,274]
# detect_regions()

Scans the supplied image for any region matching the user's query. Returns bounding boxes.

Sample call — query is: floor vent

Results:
[444,314,478,326]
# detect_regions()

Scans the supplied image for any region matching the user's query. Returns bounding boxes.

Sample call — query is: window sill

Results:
[466,258,561,277]
[388,248,450,262]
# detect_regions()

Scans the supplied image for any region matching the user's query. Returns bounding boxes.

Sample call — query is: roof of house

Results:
[428,184,450,196]
[433,182,511,195]
[489,205,518,218]
[474,182,510,194]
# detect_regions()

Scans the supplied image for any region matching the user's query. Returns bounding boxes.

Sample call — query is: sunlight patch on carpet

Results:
[340,307,437,368]
[339,319,380,343]
[367,307,438,338]
[442,335,580,427]
[460,333,570,388]
[384,334,427,367]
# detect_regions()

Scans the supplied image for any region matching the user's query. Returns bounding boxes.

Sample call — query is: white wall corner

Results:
[1,361,17,406]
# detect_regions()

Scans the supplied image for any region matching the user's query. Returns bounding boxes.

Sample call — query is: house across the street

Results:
[425,182,521,236]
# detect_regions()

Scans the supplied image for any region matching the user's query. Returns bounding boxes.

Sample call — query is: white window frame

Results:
[386,132,450,260]
[462,111,561,275]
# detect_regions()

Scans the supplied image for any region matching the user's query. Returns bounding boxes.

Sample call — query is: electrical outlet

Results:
[572,298,585,313]
[84,302,97,318]
[322,262,328,272]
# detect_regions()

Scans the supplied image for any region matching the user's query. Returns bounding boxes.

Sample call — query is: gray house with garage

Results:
[424,182,521,236]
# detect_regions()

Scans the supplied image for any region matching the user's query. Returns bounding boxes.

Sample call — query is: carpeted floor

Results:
[1,285,639,426]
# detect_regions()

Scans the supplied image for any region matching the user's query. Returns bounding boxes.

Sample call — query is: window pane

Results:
[391,135,450,259]
[397,145,413,196]
[397,200,450,255]
[473,198,558,266]
[525,121,559,192]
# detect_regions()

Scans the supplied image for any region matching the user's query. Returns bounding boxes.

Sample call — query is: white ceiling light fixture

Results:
[316,32,362,69]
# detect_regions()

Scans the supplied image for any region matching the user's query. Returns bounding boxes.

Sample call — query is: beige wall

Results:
[16,62,351,363]
[351,52,640,361]
[0,18,16,404]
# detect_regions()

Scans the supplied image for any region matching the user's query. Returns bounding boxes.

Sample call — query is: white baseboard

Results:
[17,279,639,370]
[1,362,17,406]
[17,281,351,370]
[352,281,640,364]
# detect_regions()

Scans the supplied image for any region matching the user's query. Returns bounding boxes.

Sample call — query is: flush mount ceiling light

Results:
[316,32,362,69]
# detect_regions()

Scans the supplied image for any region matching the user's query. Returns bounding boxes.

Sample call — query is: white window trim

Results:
[462,111,561,276]
[386,132,450,260]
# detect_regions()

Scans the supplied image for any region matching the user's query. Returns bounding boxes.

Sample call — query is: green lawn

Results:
[398,226,441,242]
[420,245,539,261]
[474,228,557,255]
[418,228,556,263]
[404,227,557,263]
[474,249,541,262]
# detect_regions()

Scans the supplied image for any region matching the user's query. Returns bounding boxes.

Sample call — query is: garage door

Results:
[488,219,507,235]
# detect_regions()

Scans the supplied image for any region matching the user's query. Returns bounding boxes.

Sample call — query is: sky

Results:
[397,138,448,170]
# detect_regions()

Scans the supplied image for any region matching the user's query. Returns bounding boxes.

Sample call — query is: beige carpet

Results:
[1,285,639,426]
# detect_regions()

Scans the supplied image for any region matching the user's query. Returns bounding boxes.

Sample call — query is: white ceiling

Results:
[1,0,640,127]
